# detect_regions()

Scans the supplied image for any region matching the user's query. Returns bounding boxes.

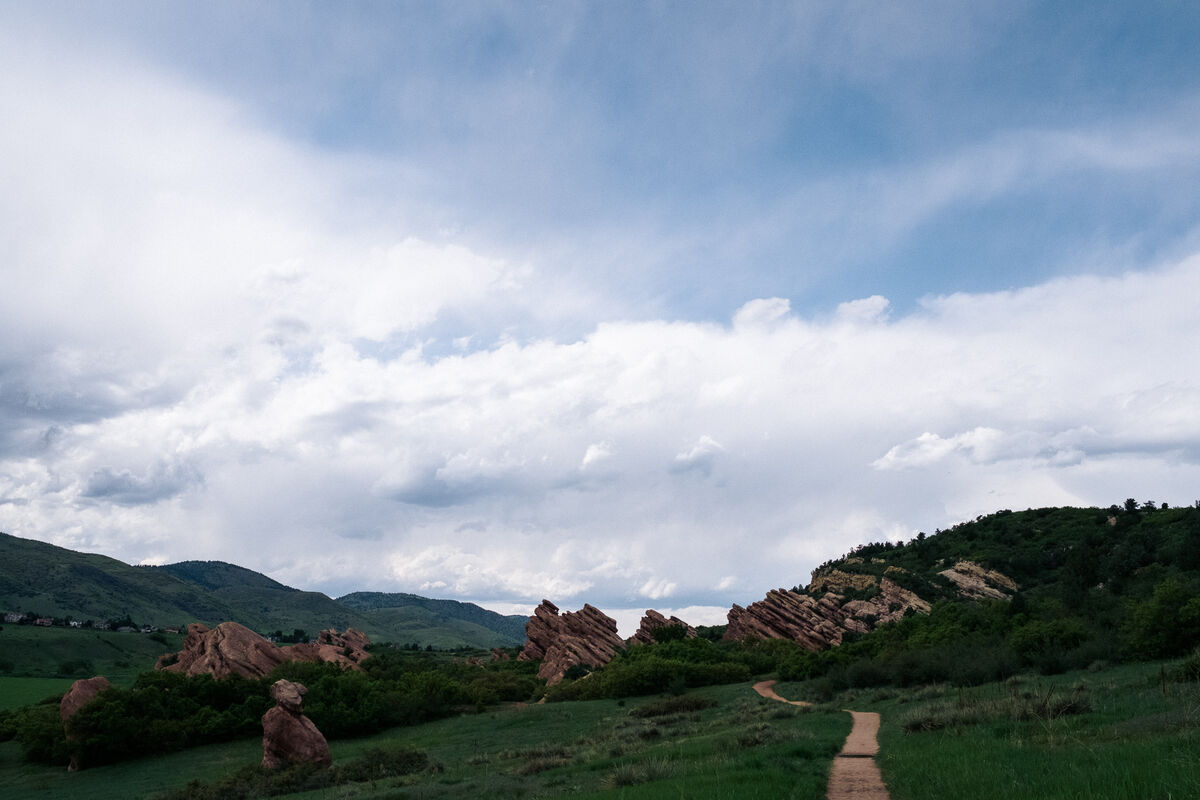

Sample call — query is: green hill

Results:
[0,534,244,626]
[780,502,1200,689]
[0,533,526,650]
[339,591,528,643]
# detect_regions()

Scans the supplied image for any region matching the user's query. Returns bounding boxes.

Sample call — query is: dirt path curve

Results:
[752,679,811,706]
[751,681,890,800]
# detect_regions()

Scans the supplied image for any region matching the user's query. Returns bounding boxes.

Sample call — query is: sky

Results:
[2,2,1200,634]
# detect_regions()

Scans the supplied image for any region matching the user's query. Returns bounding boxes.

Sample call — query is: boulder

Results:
[627,609,696,645]
[59,676,112,771]
[158,622,371,679]
[518,600,623,684]
[261,679,331,770]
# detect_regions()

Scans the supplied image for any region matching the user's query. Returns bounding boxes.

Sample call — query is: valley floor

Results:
[3,661,1199,799]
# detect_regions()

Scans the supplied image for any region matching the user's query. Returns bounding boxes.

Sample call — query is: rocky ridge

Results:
[938,560,1019,600]
[627,609,697,645]
[157,621,371,679]
[724,561,1008,649]
[518,600,624,684]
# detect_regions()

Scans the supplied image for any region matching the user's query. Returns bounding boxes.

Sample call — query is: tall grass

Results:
[868,662,1200,800]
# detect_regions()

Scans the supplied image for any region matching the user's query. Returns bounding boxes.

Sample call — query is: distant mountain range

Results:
[0,532,527,649]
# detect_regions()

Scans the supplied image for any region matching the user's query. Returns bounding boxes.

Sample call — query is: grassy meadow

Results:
[1,683,850,800]
[0,626,182,685]
[4,649,1200,798]
[780,659,1200,800]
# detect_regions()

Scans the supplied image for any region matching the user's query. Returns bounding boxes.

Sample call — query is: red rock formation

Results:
[59,676,112,771]
[518,600,623,684]
[491,647,511,662]
[725,561,1006,649]
[160,622,292,679]
[285,628,371,669]
[158,622,371,679]
[725,589,848,649]
[627,609,697,645]
[261,679,331,770]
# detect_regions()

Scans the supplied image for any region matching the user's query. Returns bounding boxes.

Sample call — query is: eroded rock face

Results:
[158,622,371,679]
[60,676,112,771]
[261,679,331,770]
[938,560,1018,600]
[627,609,697,646]
[518,600,623,684]
[725,560,1011,650]
[159,622,291,679]
[285,628,372,670]
[725,573,930,649]
[725,589,849,649]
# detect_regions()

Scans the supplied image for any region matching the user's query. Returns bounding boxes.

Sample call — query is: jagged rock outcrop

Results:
[627,609,697,645]
[157,622,371,679]
[261,679,331,770]
[59,676,112,771]
[491,647,511,662]
[840,577,931,632]
[725,573,930,649]
[725,589,850,649]
[285,627,372,669]
[518,600,623,684]
[725,559,1012,650]
[159,622,292,678]
[938,560,1018,600]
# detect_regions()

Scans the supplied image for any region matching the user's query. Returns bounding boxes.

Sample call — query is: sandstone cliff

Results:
[518,599,623,685]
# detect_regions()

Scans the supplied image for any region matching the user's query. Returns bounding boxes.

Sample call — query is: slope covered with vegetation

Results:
[775,502,1200,693]
[0,533,524,648]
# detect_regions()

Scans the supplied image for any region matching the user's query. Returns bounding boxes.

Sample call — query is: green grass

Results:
[0,626,182,685]
[830,661,1200,800]
[0,678,75,712]
[0,683,850,800]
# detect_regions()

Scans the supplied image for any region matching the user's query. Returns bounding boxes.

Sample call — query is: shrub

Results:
[629,695,716,718]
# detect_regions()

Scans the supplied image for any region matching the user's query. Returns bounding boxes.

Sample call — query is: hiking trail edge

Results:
[752,680,891,800]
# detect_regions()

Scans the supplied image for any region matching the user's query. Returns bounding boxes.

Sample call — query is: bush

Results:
[629,694,716,718]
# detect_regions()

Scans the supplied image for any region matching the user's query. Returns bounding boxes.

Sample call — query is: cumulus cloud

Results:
[670,435,726,477]
[4,9,1200,622]
[82,461,203,506]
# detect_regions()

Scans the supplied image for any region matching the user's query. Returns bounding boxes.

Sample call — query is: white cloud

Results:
[4,10,1200,617]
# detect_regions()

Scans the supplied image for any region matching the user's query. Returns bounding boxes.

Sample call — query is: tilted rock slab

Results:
[59,676,112,771]
[261,679,331,770]
[157,621,371,680]
[725,589,849,649]
[724,575,930,649]
[627,609,697,646]
[518,599,623,685]
[938,560,1018,601]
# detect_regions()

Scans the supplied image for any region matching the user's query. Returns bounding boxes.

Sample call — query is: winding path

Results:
[752,681,890,800]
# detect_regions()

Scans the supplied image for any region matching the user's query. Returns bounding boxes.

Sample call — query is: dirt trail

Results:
[752,679,811,706]
[752,681,890,800]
